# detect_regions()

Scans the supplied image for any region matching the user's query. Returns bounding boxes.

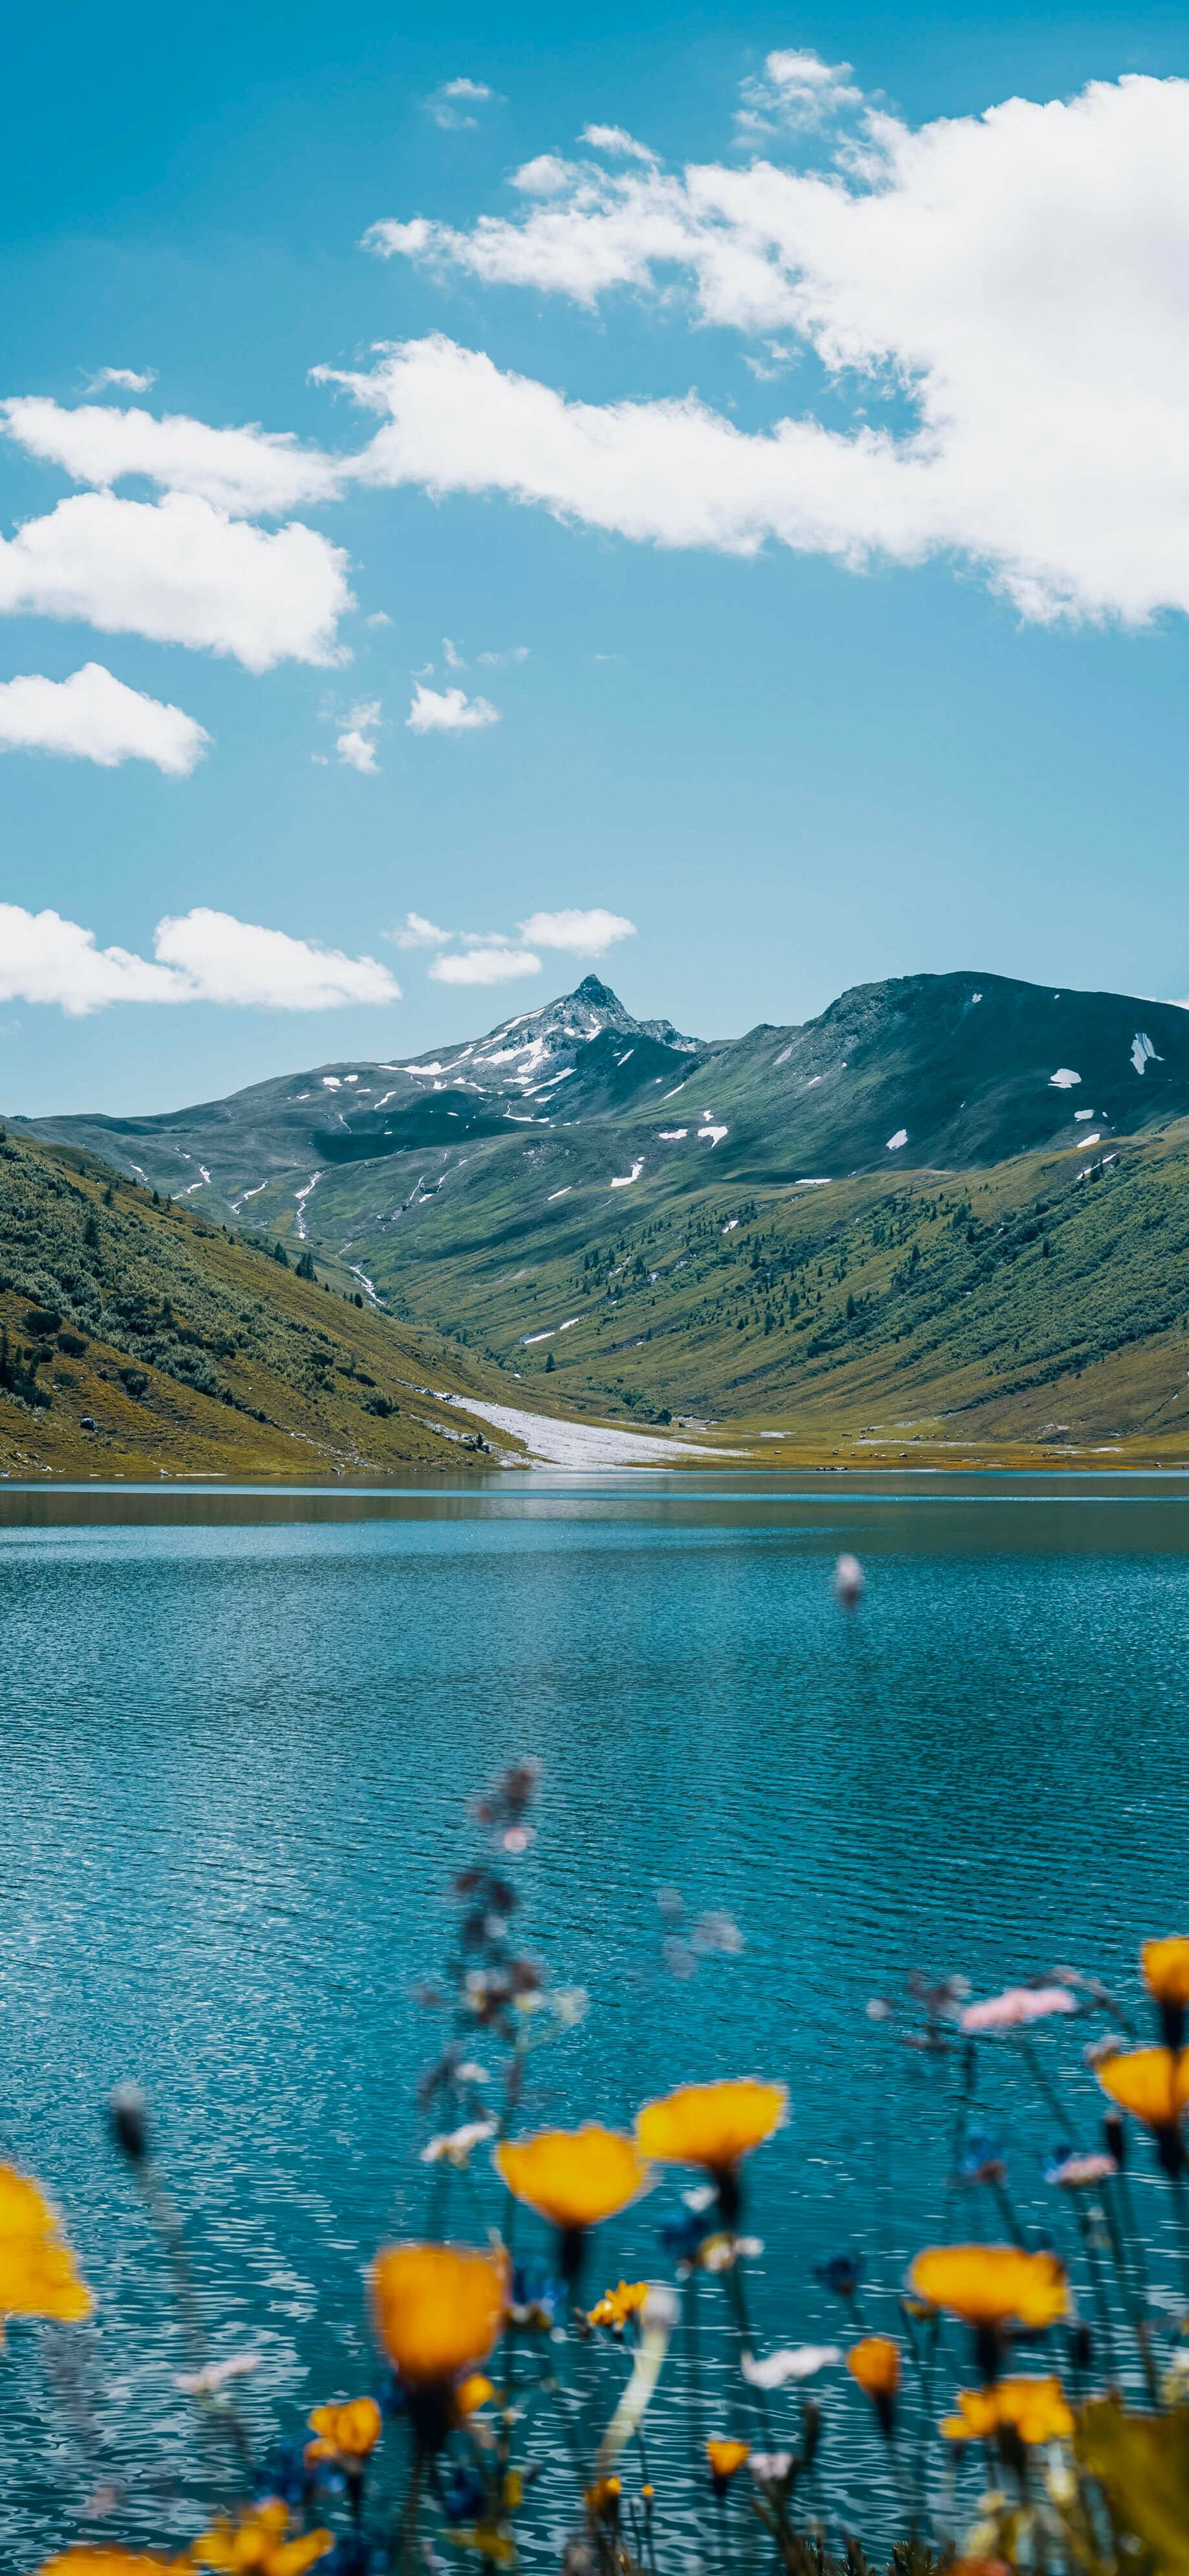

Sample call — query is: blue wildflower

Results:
[254,2441,315,2509]
[959,2128,1006,2184]
[814,2251,864,2299]
[442,2462,489,2523]
[509,2257,560,2326]
[659,2207,712,2265]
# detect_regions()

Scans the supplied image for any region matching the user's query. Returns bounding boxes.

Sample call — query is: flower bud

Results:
[109,2083,149,2164]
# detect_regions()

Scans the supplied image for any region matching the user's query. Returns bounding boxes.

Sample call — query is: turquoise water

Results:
[3,1473,1189,2560]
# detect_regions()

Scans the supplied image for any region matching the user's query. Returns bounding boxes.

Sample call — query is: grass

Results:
[0,1129,526,1480]
[363,1114,1189,1465]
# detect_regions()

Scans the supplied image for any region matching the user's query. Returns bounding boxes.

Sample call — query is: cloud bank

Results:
[0,663,209,774]
[0,906,402,1016]
[354,70,1189,623]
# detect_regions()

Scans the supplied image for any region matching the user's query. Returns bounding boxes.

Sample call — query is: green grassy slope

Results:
[0,1129,522,1478]
[375,1119,1189,1455]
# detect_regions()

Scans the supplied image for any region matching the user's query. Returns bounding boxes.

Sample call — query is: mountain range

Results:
[13,966,1189,1456]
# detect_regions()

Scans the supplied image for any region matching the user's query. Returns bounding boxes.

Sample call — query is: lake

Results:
[3,1469,1189,2562]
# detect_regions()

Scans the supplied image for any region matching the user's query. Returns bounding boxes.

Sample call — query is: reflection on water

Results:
[2,1476,1189,2557]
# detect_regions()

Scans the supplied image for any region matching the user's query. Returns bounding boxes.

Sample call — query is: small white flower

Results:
[741,2343,842,2387]
[420,2118,497,2167]
[177,2353,262,2395]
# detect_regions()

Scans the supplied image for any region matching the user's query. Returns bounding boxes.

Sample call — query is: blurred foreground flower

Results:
[742,2343,841,2387]
[495,2125,649,2281]
[371,2243,508,2447]
[636,2080,784,2222]
[909,2246,1068,2332]
[1097,2047,1189,2174]
[846,2336,901,2436]
[0,2166,92,2335]
[960,1986,1077,2034]
[1142,1937,1189,2048]
[306,2398,382,2464]
[941,2376,1074,2445]
[588,2279,648,2332]
[36,2557,182,2574]
[833,1553,864,1608]
[1044,2147,1119,2189]
[420,2121,497,2169]
[814,2250,864,2301]
[706,2438,750,2493]
[193,2500,333,2573]
[177,2354,261,2397]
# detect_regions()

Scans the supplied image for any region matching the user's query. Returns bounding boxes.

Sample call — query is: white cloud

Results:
[442,635,466,667]
[153,909,400,1007]
[477,643,530,665]
[0,491,350,668]
[428,77,494,131]
[336,699,381,771]
[392,911,452,948]
[406,681,499,732]
[519,906,635,955]
[579,125,658,164]
[429,944,541,985]
[0,908,182,1013]
[0,904,402,1016]
[350,74,1189,623]
[734,48,861,139]
[2,396,343,516]
[0,662,209,775]
[83,366,157,395]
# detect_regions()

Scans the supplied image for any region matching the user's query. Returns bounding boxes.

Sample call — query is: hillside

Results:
[13,966,1189,1464]
[0,1127,526,1479]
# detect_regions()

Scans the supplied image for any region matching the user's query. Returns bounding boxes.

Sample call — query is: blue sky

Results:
[3,0,1189,1111]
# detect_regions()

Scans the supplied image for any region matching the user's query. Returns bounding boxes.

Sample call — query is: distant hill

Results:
[0,1127,521,1478]
[13,967,1189,1458]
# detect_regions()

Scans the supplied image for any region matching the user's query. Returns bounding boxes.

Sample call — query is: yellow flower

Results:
[908,2246,1068,2331]
[1142,1940,1189,2007]
[941,2376,1074,2445]
[36,2557,182,2574]
[588,2279,650,2330]
[705,2438,751,2486]
[453,2374,495,2420]
[371,2243,508,2389]
[636,2081,786,2177]
[494,2127,650,2230]
[0,2164,91,2330]
[192,2500,333,2574]
[306,2396,383,2462]
[846,2337,901,2399]
[444,2525,515,2566]
[1098,2047,1189,2130]
[585,2477,622,2520]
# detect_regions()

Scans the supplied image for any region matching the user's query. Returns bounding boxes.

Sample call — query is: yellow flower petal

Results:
[1142,1940,1189,2008]
[1098,2047,1189,2129]
[846,2336,901,2398]
[494,2127,650,2230]
[636,2081,786,2175]
[372,2242,508,2389]
[705,2438,751,2482]
[942,2376,1073,2445]
[306,2395,382,2459]
[588,2279,649,2330]
[909,2245,1068,2330]
[0,2165,91,2323]
[36,2557,183,2574]
[453,2374,495,2420]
